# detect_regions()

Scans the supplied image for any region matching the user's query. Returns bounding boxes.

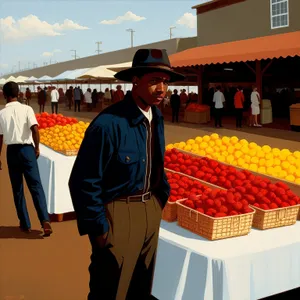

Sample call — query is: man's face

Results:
[134,72,170,106]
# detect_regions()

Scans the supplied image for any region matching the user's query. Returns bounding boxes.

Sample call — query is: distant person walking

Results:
[250,86,262,127]
[25,88,32,106]
[170,89,181,123]
[104,88,112,104]
[92,89,98,109]
[234,86,245,128]
[112,85,125,103]
[213,85,225,127]
[51,86,59,114]
[66,86,74,109]
[84,88,92,111]
[37,86,46,113]
[74,87,81,112]
[0,82,52,236]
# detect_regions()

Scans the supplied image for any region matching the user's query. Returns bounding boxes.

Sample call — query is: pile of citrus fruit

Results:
[166,133,300,184]
[40,121,89,152]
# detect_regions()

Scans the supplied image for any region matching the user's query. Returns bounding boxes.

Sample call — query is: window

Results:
[270,0,289,29]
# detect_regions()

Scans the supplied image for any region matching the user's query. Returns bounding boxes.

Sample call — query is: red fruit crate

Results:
[250,204,300,230]
[162,168,225,223]
[177,199,255,240]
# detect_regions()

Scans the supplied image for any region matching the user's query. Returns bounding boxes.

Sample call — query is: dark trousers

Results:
[87,103,92,111]
[172,107,180,123]
[75,100,81,112]
[88,195,162,300]
[214,108,223,127]
[51,102,58,114]
[236,108,243,127]
[39,104,45,113]
[6,144,49,229]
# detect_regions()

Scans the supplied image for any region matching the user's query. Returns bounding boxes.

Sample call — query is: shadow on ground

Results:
[0,226,44,239]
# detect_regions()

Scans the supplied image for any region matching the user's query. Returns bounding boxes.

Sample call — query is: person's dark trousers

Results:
[214,108,223,127]
[51,102,58,114]
[172,107,180,123]
[87,103,92,111]
[74,100,81,112]
[88,195,162,300]
[236,108,243,127]
[68,99,72,110]
[6,144,50,230]
[39,105,45,113]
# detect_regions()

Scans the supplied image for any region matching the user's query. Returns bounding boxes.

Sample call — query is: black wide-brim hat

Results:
[114,49,185,83]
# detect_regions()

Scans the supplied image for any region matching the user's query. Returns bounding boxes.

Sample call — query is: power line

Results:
[70,49,78,59]
[95,41,102,54]
[126,29,135,48]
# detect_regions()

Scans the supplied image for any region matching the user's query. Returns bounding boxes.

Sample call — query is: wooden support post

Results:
[255,60,262,98]
[197,65,204,104]
[262,59,273,75]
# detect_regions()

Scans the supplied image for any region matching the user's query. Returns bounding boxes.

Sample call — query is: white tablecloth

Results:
[37,144,75,214]
[153,221,300,300]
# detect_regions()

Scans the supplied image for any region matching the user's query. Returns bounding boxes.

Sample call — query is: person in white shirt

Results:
[250,86,262,127]
[0,81,53,236]
[84,88,92,111]
[213,86,225,127]
[50,86,59,114]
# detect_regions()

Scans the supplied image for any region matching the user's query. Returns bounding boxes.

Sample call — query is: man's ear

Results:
[132,76,140,86]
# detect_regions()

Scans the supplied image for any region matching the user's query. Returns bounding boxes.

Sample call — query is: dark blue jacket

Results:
[68,94,170,236]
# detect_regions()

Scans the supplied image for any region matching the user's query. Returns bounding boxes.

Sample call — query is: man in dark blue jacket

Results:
[69,49,185,300]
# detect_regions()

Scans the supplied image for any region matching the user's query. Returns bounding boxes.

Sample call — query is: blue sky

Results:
[0,0,208,76]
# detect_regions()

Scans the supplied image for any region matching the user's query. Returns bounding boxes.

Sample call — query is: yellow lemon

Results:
[226,155,235,163]
[199,150,206,156]
[293,151,300,159]
[256,146,262,152]
[166,144,174,150]
[244,155,251,163]
[222,136,230,145]
[249,142,257,149]
[266,167,275,175]
[174,143,180,148]
[274,166,282,173]
[186,139,195,145]
[281,149,291,156]
[273,158,281,166]
[295,160,300,168]
[279,170,287,178]
[210,133,219,140]
[295,170,300,178]
[262,145,271,153]
[265,153,273,160]
[215,139,222,146]
[214,146,220,153]
[272,148,281,156]
[288,165,296,175]
[202,135,210,142]
[287,155,295,164]
[251,157,259,164]
[234,150,243,159]
[200,142,208,149]
[257,151,265,158]
[228,146,235,154]
[295,178,300,184]
[178,142,186,149]
[230,136,239,144]
[220,145,227,151]
[206,147,213,154]
[249,164,258,172]
[241,146,249,154]
[281,161,290,170]
[243,163,249,169]
[232,161,238,166]
[222,151,228,158]
[192,144,199,151]
[234,143,242,150]
[265,160,274,167]
[218,156,225,162]
[249,149,257,157]
[206,155,212,159]
[209,140,215,147]
[184,145,192,151]
[286,175,295,182]
[240,139,248,146]
[195,136,203,143]
[259,158,266,166]
[258,166,266,174]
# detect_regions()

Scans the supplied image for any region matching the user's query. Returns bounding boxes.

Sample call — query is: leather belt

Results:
[116,191,152,203]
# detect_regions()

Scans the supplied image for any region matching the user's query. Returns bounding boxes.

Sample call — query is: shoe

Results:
[42,221,53,237]
[19,226,31,233]
[256,124,262,127]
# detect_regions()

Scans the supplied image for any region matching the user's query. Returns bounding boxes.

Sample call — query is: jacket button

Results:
[126,156,130,162]
[142,159,145,163]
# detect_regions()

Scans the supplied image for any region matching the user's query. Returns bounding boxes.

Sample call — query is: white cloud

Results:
[176,13,197,29]
[53,49,62,53]
[100,11,146,25]
[0,15,89,41]
[0,63,8,68]
[42,52,54,57]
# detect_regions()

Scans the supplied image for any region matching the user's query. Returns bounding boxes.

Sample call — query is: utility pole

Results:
[71,49,78,59]
[95,41,102,54]
[126,29,135,48]
[169,26,176,39]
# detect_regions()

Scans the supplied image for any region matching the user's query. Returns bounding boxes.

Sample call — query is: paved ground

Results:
[0,100,299,300]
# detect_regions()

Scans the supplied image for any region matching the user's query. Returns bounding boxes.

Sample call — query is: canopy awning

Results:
[25,76,39,83]
[169,31,300,68]
[77,66,116,80]
[4,76,16,83]
[51,70,77,81]
[56,68,90,81]
[37,75,53,82]
[15,76,29,83]
[0,78,6,85]
[104,62,131,72]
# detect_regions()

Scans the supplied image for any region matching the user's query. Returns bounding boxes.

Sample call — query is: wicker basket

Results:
[41,144,78,156]
[177,199,255,240]
[163,168,226,222]
[250,204,300,230]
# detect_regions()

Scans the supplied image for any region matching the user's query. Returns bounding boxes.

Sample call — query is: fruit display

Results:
[185,103,210,112]
[39,120,89,153]
[166,133,300,184]
[165,149,300,209]
[36,112,78,129]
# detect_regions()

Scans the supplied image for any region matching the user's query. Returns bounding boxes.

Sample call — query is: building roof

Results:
[169,31,300,68]
[192,0,246,14]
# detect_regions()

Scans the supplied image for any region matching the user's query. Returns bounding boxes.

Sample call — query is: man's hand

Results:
[35,148,40,158]
[95,232,108,248]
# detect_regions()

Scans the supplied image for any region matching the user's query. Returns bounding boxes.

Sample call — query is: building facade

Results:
[194,0,300,46]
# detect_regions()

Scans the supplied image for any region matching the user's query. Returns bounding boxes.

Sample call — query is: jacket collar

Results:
[5,101,21,107]
[123,93,163,126]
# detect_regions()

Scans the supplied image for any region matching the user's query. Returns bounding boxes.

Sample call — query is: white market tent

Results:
[0,78,6,85]
[25,76,39,83]
[4,76,16,83]
[51,68,90,82]
[37,75,53,82]
[104,62,132,72]
[15,76,29,83]
[77,66,116,80]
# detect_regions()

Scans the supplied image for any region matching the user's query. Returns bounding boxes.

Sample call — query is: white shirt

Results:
[51,89,59,102]
[251,91,260,107]
[84,91,92,104]
[138,105,153,123]
[213,90,225,108]
[0,102,38,145]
